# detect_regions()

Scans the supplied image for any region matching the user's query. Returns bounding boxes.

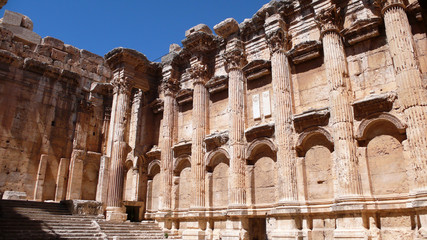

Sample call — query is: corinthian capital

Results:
[112,74,133,95]
[315,5,343,36]
[266,28,291,54]
[189,59,209,84]
[373,0,406,14]
[224,48,246,72]
[160,81,179,97]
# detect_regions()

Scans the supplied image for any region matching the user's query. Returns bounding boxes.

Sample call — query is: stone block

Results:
[185,23,212,37]
[169,43,181,53]
[35,44,52,57]
[2,191,27,200]
[0,10,23,26]
[80,49,103,65]
[62,199,103,216]
[42,36,64,50]
[214,18,239,39]
[51,48,67,62]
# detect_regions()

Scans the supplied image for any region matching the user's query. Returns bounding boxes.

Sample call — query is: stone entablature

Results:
[0,1,427,239]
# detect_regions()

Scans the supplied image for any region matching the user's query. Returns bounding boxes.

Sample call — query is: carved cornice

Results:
[373,0,406,15]
[293,107,330,133]
[173,141,192,158]
[242,60,271,81]
[245,122,275,142]
[352,92,397,120]
[182,32,218,54]
[206,75,228,94]
[150,98,164,113]
[204,131,229,152]
[266,28,291,54]
[341,18,382,45]
[176,88,194,105]
[288,40,322,64]
[315,4,343,36]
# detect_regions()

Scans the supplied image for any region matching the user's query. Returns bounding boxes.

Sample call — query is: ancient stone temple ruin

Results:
[0,0,426,239]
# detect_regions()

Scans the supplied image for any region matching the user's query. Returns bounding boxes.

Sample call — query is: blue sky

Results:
[1,1,266,61]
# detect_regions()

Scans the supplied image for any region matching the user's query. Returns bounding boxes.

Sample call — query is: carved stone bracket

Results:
[206,75,228,94]
[176,88,194,105]
[172,141,192,158]
[315,4,343,36]
[150,98,164,113]
[352,92,396,120]
[341,18,382,45]
[242,60,271,81]
[204,131,229,152]
[245,122,275,142]
[293,107,330,133]
[288,40,322,64]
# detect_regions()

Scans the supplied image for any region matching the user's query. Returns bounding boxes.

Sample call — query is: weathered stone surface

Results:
[0,10,41,44]
[2,191,27,200]
[62,199,103,215]
[0,1,426,239]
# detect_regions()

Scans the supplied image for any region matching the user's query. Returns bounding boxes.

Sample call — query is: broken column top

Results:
[214,18,239,39]
[185,24,213,37]
[0,10,41,44]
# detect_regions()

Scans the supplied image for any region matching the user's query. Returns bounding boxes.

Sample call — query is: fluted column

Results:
[106,71,132,221]
[160,84,177,211]
[265,17,298,203]
[316,5,362,199]
[224,42,247,207]
[190,59,209,209]
[377,0,427,191]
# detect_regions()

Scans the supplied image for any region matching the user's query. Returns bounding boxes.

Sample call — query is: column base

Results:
[105,206,127,222]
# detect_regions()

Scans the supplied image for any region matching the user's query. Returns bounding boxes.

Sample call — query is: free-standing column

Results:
[377,0,427,191]
[265,15,298,203]
[190,58,209,209]
[316,6,362,199]
[106,72,132,221]
[224,41,247,207]
[160,84,177,211]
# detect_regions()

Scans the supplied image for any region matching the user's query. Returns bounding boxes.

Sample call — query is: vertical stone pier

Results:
[265,14,298,204]
[160,61,179,212]
[316,4,362,200]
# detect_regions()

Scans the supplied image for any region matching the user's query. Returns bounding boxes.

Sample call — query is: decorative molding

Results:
[288,40,322,64]
[206,75,228,94]
[246,137,277,162]
[204,131,229,152]
[150,98,164,113]
[296,127,334,157]
[341,18,382,45]
[176,88,194,105]
[245,122,275,142]
[293,107,330,133]
[242,60,271,81]
[352,92,396,120]
[172,141,192,158]
[356,112,407,141]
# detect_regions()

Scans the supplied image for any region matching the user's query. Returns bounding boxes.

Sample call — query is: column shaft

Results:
[322,31,361,197]
[107,88,131,208]
[191,81,208,209]
[161,92,175,210]
[383,5,427,189]
[228,68,246,206]
[271,50,298,202]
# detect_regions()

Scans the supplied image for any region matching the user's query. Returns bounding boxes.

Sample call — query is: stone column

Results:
[376,0,427,191]
[224,41,247,207]
[96,156,110,203]
[316,5,362,199]
[265,14,298,204]
[160,84,177,211]
[105,71,133,222]
[54,158,69,201]
[189,58,209,210]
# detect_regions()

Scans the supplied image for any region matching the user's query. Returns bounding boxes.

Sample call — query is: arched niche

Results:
[206,148,230,208]
[146,160,160,212]
[124,158,139,202]
[297,127,334,202]
[246,138,277,205]
[173,155,192,210]
[358,114,408,197]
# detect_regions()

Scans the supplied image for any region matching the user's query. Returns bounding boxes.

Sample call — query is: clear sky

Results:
[1,1,267,61]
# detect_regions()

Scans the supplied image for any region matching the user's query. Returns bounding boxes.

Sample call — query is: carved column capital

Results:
[315,5,343,37]
[189,59,209,85]
[112,75,133,95]
[266,28,291,54]
[161,81,179,97]
[224,49,246,72]
[373,0,406,15]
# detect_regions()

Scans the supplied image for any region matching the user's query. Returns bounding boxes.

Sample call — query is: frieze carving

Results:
[266,28,291,54]
[315,4,343,35]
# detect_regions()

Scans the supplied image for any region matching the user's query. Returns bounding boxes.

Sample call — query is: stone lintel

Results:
[245,122,275,142]
[214,18,239,39]
[288,40,322,64]
[172,141,192,157]
[341,18,382,45]
[293,107,330,133]
[242,59,271,81]
[206,75,228,94]
[352,92,396,120]
[176,88,193,105]
[204,131,229,151]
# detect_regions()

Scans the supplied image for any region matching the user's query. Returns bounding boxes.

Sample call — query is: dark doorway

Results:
[248,218,267,240]
[126,206,140,222]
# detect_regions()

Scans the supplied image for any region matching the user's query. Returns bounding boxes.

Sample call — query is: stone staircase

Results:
[0,199,166,240]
